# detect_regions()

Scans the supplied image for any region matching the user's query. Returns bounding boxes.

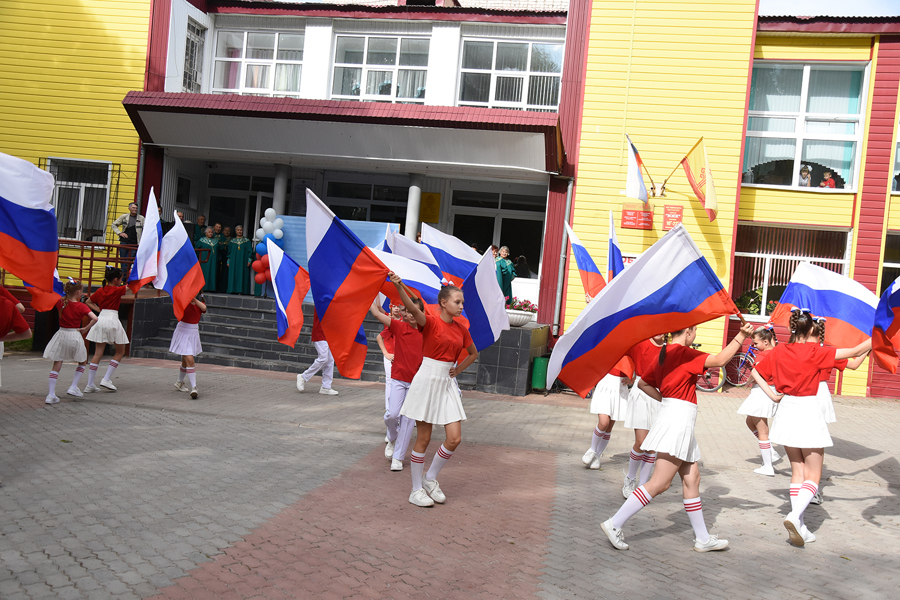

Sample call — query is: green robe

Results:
[193,224,207,242]
[226,237,253,295]
[195,237,219,291]
[216,235,231,293]
[495,257,516,306]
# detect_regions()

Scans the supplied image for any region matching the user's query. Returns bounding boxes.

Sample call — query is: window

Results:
[183,19,206,93]
[732,224,850,317]
[325,180,410,230]
[458,40,563,111]
[882,233,900,295]
[331,35,429,103]
[46,159,113,242]
[212,30,304,97]
[743,63,866,190]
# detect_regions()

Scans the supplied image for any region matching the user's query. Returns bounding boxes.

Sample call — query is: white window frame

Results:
[47,157,112,243]
[330,34,430,104]
[183,18,206,93]
[457,37,564,112]
[211,29,305,97]
[743,61,869,193]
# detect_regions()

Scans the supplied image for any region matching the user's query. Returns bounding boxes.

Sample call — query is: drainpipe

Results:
[552,177,574,336]
[135,142,146,210]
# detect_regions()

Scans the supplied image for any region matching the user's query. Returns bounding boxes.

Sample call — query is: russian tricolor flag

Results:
[154,212,205,320]
[24,269,65,312]
[306,189,389,379]
[460,250,510,351]
[607,210,624,282]
[388,229,446,284]
[267,239,311,348]
[421,223,480,286]
[547,224,739,398]
[769,262,877,349]
[873,276,900,373]
[128,187,162,293]
[0,152,58,293]
[564,222,606,298]
[370,247,442,306]
[625,134,649,206]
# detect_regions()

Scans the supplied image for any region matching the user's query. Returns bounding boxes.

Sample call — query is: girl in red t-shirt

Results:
[84,266,131,393]
[601,322,754,553]
[391,273,477,508]
[736,325,782,476]
[621,334,666,497]
[751,309,870,546]
[42,279,97,404]
[169,293,207,399]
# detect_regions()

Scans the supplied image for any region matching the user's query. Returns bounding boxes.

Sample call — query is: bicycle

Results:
[692,343,725,392]
[725,344,757,387]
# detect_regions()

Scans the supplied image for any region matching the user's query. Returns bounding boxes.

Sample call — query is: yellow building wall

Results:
[568,0,757,350]
[754,35,872,61]
[738,188,855,227]
[0,0,150,282]
[889,199,900,232]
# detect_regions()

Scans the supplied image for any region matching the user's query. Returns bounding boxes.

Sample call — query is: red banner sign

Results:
[622,208,653,230]
[663,205,684,230]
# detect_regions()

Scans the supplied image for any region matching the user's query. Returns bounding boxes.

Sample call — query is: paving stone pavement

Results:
[0,353,898,599]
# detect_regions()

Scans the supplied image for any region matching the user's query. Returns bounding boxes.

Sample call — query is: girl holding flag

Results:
[170,293,207,399]
[390,272,477,508]
[84,266,130,393]
[601,321,754,553]
[621,334,666,497]
[44,279,97,404]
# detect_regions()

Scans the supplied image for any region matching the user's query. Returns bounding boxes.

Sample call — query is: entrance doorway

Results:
[208,195,248,234]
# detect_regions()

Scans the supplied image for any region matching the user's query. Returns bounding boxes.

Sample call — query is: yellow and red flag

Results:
[680,138,718,222]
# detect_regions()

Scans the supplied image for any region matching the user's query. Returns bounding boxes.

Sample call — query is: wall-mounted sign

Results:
[621,203,653,230]
[663,205,684,230]
[419,192,441,223]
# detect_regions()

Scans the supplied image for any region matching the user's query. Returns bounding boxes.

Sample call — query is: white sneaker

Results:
[589,455,601,470]
[581,449,597,467]
[319,387,338,396]
[800,525,816,544]
[190,387,199,399]
[174,381,188,392]
[296,375,305,392]
[600,519,628,550]
[384,434,390,443]
[99,379,117,391]
[385,441,395,459]
[422,478,446,503]
[409,488,434,507]
[783,513,805,546]
[622,474,637,499]
[754,465,775,476]
[390,459,403,472]
[83,384,100,393]
[693,534,729,552]
[771,448,782,463]
[66,386,83,398]
[810,490,824,505]
[45,394,60,405]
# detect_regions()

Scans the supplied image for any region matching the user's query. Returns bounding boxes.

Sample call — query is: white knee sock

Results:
[594,431,612,456]
[48,371,59,396]
[683,497,710,543]
[87,363,99,387]
[789,483,803,526]
[178,367,186,383]
[590,427,604,452]
[186,368,196,388]
[759,440,773,468]
[71,365,85,387]
[752,429,759,439]
[610,485,653,529]
[103,360,119,381]
[425,444,453,480]
[639,453,656,485]
[627,450,644,479]
[793,481,818,523]
[410,450,426,491]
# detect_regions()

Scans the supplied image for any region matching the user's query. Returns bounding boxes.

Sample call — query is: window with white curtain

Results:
[331,35,429,103]
[457,39,563,111]
[212,30,304,97]
[183,19,206,93]
[742,63,866,191]
[47,159,112,243]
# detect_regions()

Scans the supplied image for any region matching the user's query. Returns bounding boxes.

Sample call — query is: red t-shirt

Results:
[626,339,662,380]
[380,326,396,354]
[0,286,20,306]
[753,349,775,385]
[311,311,325,342]
[820,178,836,188]
[644,344,708,405]
[389,320,424,383]
[421,314,473,362]
[0,298,29,335]
[180,302,204,325]
[90,285,127,310]
[819,357,847,382]
[754,343,837,396]
[57,299,92,329]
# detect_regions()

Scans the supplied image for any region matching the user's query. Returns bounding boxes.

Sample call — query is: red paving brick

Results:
[148,444,555,599]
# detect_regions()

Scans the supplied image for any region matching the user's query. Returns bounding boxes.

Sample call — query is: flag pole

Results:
[661,137,704,187]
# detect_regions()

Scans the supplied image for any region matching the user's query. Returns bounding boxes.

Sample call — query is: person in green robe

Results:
[195,227,219,292]
[216,226,232,293]
[226,225,253,295]
[495,245,516,306]
[192,215,207,242]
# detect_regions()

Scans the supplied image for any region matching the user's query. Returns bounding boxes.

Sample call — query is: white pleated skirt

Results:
[169,322,202,356]
[43,328,87,363]
[641,398,701,463]
[400,357,466,425]
[816,381,837,424]
[737,384,779,419]
[86,309,129,345]
[624,376,660,430]
[769,394,833,448]
[589,374,629,420]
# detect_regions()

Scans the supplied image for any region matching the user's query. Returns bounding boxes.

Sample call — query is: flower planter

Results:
[506,309,535,327]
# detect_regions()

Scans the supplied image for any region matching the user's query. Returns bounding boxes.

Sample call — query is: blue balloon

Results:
[273,237,285,248]
[256,242,268,255]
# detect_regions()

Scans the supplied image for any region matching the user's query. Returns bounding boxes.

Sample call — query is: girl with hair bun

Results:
[736,324,782,476]
[43,279,97,404]
[84,266,130,393]
[751,308,870,546]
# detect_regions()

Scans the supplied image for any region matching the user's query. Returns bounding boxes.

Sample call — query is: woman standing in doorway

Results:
[226,225,253,295]
[495,246,516,306]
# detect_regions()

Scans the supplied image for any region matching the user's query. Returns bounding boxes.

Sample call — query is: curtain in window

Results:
[749,66,802,112]
[806,70,862,114]
[528,75,559,106]
[82,188,107,241]
[274,64,301,92]
[56,187,79,239]
[397,70,426,99]
[801,140,855,187]
[366,71,393,96]
[735,225,847,259]
[742,138,795,185]
[495,76,523,102]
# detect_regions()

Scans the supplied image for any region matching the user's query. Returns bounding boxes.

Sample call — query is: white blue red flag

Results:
[267,239,311,348]
[306,189,389,379]
[625,134,649,206]
[873,275,900,373]
[0,152,58,293]
[154,212,205,320]
[564,222,606,298]
[370,247,442,306]
[607,210,624,282]
[547,224,739,397]
[460,250,510,351]
[769,262,877,349]
[23,269,65,312]
[128,188,162,293]
[389,229,446,284]
[421,223,480,286]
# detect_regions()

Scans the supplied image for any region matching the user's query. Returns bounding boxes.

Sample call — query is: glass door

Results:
[251,192,274,243]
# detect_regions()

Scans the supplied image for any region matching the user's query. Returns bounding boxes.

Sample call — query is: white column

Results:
[273,164,290,214]
[300,18,334,100]
[426,22,461,106]
[405,174,424,240]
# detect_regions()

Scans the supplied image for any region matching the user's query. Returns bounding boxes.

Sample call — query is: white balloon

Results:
[256,228,265,239]
[273,218,284,230]
[263,221,275,234]
[265,208,277,221]
[273,229,284,239]
[260,217,268,227]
